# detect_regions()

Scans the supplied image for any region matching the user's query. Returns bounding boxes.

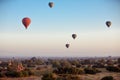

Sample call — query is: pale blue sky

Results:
[0,0,120,57]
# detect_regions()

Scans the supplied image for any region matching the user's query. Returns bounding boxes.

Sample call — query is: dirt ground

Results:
[0,72,120,80]
[0,76,41,80]
[79,68,120,80]
[79,72,120,80]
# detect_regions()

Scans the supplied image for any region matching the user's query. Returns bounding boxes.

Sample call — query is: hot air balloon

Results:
[72,34,77,39]
[48,2,54,8]
[22,17,31,29]
[106,21,111,28]
[66,44,70,48]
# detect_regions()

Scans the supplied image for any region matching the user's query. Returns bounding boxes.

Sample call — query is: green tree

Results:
[5,71,23,77]
[52,60,61,68]
[118,58,120,64]
[0,72,6,77]
[106,66,120,72]
[101,76,113,80]
[22,71,29,77]
[42,73,57,80]
[84,67,101,74]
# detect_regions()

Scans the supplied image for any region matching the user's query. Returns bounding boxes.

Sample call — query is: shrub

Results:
[77,68,85,74]
[16,71,24,77]
[84,68,101,74]
[0,72,6,77]
[5,70,34,77]
[42,73,57,80]
[101,76,113,80]
[106,66,120,72]
[5,71,23,77]
[28,70,35,76]
[84,68,96,74]
[22,71,29,77]
[5,71,16,77]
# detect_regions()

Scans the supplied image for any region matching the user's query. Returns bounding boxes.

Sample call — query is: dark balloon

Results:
[106,21,111,28]
[72,34,77,39]
[48,2,54,8]
[66,44,70,48]
[22,17,31,29]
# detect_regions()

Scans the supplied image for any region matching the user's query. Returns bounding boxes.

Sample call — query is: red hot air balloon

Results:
[22,17,31,29]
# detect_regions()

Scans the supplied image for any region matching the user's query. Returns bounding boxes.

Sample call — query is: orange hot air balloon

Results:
[22,17,31,29]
